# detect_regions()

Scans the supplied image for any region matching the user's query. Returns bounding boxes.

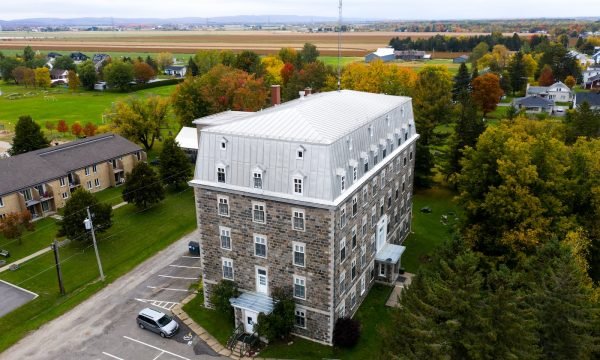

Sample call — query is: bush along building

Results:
[190,88,418,345]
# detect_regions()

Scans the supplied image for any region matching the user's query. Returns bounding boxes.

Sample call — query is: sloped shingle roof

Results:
[576,92,600,107]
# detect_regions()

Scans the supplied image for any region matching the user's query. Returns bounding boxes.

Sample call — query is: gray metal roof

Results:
[192,111,253,127]
[203,90,411,145]
[375,243,406,264]
[229,291,275,314]
[527,86,548,95]
[576,92,600,107]
[0,134,142,196]
[514,96,554,107]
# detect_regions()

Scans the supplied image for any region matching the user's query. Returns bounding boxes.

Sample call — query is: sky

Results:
[1,0,599,21]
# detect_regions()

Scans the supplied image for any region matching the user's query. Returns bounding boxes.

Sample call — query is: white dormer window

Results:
[353,166,358,181]
[297,145,306,159]
[341,175,346,192]
[347,137,353,151]
[401,106,405,118]
[220,137,228,150]
[293,176,304,195]
[386,114,391,127]
[217,167,226,183]
[253,167,264,189]
[369,125,374,137]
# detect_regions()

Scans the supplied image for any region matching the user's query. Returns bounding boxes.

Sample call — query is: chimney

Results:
[271,85,281,106]
[299,91,306,100]
[304,87,312,96]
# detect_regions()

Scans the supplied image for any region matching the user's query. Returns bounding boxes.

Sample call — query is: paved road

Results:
[0,280,37,318]
[0,231,222,360]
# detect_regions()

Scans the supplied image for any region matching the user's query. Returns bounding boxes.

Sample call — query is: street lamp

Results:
[85,207,105,281]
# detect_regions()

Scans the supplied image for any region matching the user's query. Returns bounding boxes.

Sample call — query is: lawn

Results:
[260,284,395,360]
[318,56,363,67]
[182,289,234,346]
[0,187,196,352]
[0,218,61,265]
[395,58,469,75]
[93,186,125,208]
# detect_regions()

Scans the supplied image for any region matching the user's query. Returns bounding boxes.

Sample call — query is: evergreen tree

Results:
[452,62,471,104]
[159,137,192,189]
[23,46,35,62]
[145,55,158,72]
[445,100,485,182]
[187,57,199,77]
[505,104,519,120]
[565,101,600,143]
[471,65,479,80]
[509,51,527,95]
[59,189,112,240]
[298,43,320,65]
[9,115,50,155]
[122,162,165,209]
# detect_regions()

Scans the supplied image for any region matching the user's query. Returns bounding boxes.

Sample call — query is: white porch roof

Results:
[175,127,198,150]
[375,243,406,264]
[229,291,275,314]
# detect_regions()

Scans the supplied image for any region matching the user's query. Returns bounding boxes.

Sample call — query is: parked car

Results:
[136,308,179,338]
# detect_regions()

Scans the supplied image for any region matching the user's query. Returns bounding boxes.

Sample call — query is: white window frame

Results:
[85,167,90,176]
[87,180,93,190]
[340,175,346,192]
[220,226,232,250]
[295,309,307,329]
[338,302,346,319]
[351,196,358,217]
[362,186,368,206]
[362,215,368,237]
[217,166,226,183]
[351,258,357,280]
[59,177,66,187]
[350,287,357,309]
[293,176,304,195]
[372,177,378,196]
[340,237,346,263]
[352,225,357,249]
[352,166,358,182]
[360,275,366,295]
[218,195,230,217]
[361,244,366,268]
[222,258,234,280]
[292,208,305,231]
[252,201,266,224]
[0,197,3,208]
[340,271,346,294]
[252,171,263,189]
[94,178,100,188]
[371,206,377,228]
[92,164,97,173]
[381,169,386,188]
[339,205,347,229]
[62,192,69,199]
[296,146,305,160]
[220,138,228,150]
[293,275,306,300]
[254,234,268,258]
[293,241,306,267]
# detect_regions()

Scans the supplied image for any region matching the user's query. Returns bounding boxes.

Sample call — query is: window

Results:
[293,177,303,195]
[370,234,376,252]
[362,216,368,237]
[340,175,346,192]
[340,271,346,293]
[371,206,377,228]
[352,196,358,217]
[350,288,357,309]
[371,263,375,281]
[136,151,142,161]
[220,138,227,150]
[87,181,92,190]
[218,196,229,217]
[379,263,386,276]
[395,207,399,223]
[387,191,392,209]
[361,245,366,268]
[62,192,69,199]
[340,238,346,263]
[404,156,407,167]
[381,170,386,188]
[297,147,305,159]
[217,167,226,183]
[295,309,306,328]
[360,275,366,295]
[254,235,267,258]
[351,258,357,280]
[339,206,347,229]
[352,166,358,182]
[293,242,305,267]
[220,226,231,250]
[85,167,90,176]
[253,202,266,223]
[362,186,368,205]
[395,183,399,200]
[21,189,32,201]
[364,158,369,173]
[253,172,263,189]
[382,147,387,158]
[402,177,406,193]
[405,132,408,141]
[380,197,385,217]
[373,153,378,165]
[94,179,100,187]
[369,125,373,137]
[352,226,357,249]
[59,177,66,187]
[410,151,413,161]
[0,197,3,208]
[372,177,378,196]
[293,209,305,231]
[222,258,234,280]
[294,276,306,299]
[398,136,402,147]
[347,137,353,151]
[338,302,346,318]
[92,164,97,173]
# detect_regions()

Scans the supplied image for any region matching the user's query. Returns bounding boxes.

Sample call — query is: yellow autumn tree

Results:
[522,53,538,78]
[339,60,416,96]
[261,55,284,85]
[34,67,51,88]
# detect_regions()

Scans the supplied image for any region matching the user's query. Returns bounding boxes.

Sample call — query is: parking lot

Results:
[0,233,222,360]
[0,279,38,318]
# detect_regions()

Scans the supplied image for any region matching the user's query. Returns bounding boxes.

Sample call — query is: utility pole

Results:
[85,207,105,281]
[337,0,343,91]
[51,239,65,295]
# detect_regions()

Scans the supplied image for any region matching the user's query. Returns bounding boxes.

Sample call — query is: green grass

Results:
[401,187,459,273]
[93,186,125,208]
[396,58,469,75]
[318,56,362,67]
[260,284,395,360]
[0,49,195,63]
[0,218,61,265]
[0,188,196,352]
[183,290,234,346]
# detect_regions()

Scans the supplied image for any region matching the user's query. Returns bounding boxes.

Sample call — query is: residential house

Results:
[92,54,111,71]
[364,47,396,63]
[394,50,431,61]
[568,50,593,67]
[47,52,62,60]
[583,66,600,85]
[574,92,600,110]
[191,88,418,345]
[164,65,187,77]
[585,74,600,90]
[0,134,145,221]
[593,50,600,64]
[453,55,469,64]
[525,81,574,103]
[50,69,69,85]
[70,52,88,63]
[513,95,555,114]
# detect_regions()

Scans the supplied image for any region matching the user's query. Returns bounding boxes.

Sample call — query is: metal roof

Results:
[527,86,548,95]
[514,96,554,107]
[229,291,275,314]
[192,111,253,127]
[203,90,411,145]
[375,243,406,264]
[175,127,198,150]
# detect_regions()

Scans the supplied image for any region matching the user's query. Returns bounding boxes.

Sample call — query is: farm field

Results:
[0,30,529,57]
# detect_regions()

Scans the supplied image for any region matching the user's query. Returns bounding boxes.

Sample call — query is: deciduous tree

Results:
[159,137,192,189]
[298,43,320,65]
[537,65,555,86]
[103,61,134,91]
[57,119,69,136]
[77,60,97,90]
[53,56,76,71]
[564,75,576,89]
[59,189,112,240]
[45,120,55,136]
[67,70,80,92]
[156,52,174,70]
[83,122,97,137]
[122,162,165,209]
[133,61,155,84]
[71,122,83,137]
[235,50,264,76]
[34,67,51,88]
[0,211,34,245]
[9,115,50,155]
[472,73,504,116]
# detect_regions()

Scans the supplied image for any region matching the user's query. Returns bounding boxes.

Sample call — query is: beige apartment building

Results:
[0,134,145,220]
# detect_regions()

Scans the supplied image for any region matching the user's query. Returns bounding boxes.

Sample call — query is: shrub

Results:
[333,317,361,348]
[209,280,239,318]
[255,287,295,341]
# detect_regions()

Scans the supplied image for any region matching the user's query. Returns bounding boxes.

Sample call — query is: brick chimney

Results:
[304,87,313,96]
[271,85,281,106]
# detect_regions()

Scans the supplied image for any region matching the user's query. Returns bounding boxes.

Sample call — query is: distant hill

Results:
[0,15,346,27]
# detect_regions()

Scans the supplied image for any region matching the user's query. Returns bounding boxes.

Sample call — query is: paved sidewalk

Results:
[385,272,414,308]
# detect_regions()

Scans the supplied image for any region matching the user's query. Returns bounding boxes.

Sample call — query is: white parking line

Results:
[147,286,189,292]
[135,298,180,311]
[123,336,190,360]
[181,256,200,259]
[152,351,164,360]
[158,275,198,280]
[102,352,124,360]
[169,265,201,269]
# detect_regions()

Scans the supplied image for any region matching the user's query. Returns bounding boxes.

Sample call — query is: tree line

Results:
[388,32,545,53]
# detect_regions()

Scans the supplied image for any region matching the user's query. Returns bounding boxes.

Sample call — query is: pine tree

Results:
[9,115,50,155]
[145,55,158,72]
[446,100,485,182]
[471,65,479,81]
[122,162,165,209]
[509,51,527,95]
[452,63,471,104]
[565,101,600,143]
[159,137,192,189]
[187,57,199,77]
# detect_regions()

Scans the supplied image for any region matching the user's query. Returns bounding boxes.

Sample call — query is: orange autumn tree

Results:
[0,211,34,245]
[83,122,97,137]
[472,73,504,116]
[71,122,83,137]
[133,61,156,84]
[538,65,555,86]
[57,119,69,136]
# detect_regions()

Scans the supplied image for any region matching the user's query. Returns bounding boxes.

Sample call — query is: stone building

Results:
[190,89,418,345]
[0,134,145,220]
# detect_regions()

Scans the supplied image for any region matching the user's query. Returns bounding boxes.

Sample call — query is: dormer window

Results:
[220,137,228,150]
[386,114,390,127]
[297,145,306,160]
[347,137,353,151]
[253,172,263,189]
[293,177,303,195]
[217,167,226,183]
[369,125,374,137]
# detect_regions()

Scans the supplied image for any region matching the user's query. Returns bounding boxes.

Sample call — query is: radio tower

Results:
[337,0,343,91]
